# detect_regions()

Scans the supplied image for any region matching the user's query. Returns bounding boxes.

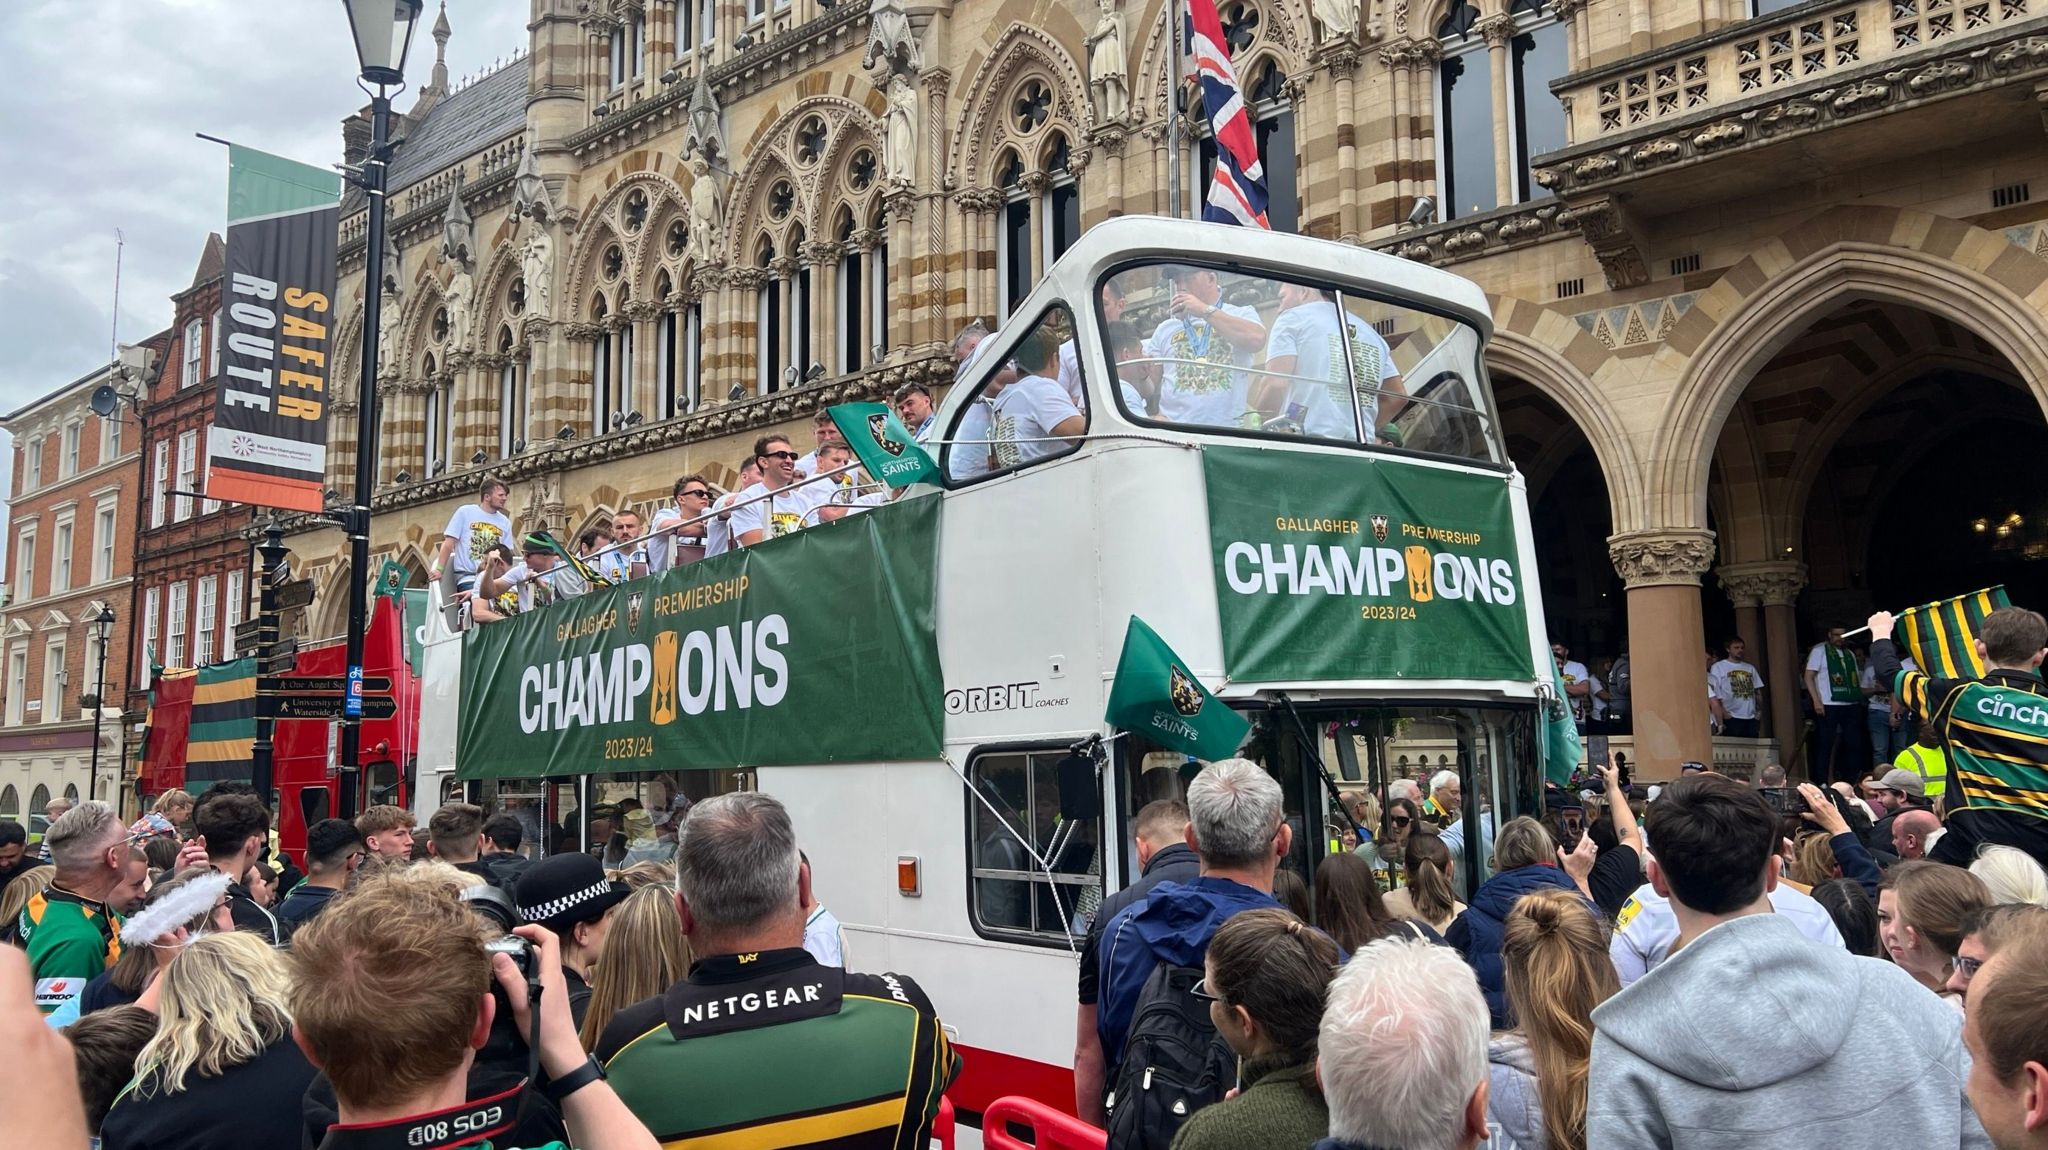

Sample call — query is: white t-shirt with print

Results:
[701,494,741,558]
[496,560,583,612]
[1144,303,1263,427]
[1611,879,1844,986]
[443,504,513,576]
[1806,643,1864,706]
[1558,659,1591,722]
[727,481,831,544]
[989,374,1083,469]
[1055,340,1089,409]
[1264,301,1397,440]
[1708,659,1765,720]
[949,400,997,480]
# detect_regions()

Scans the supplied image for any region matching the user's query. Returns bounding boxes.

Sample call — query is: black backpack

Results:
[1103,961,1238,1150]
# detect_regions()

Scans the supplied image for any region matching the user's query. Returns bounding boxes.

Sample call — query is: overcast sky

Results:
[0,0,528,553]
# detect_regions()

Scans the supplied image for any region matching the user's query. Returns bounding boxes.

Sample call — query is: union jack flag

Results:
[1185,0,1270,228]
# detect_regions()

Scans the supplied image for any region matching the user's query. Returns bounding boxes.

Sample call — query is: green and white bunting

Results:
[1106,616,1251,761]
[1202,446,1534,682]
[829,402,940,488]
[457,496,944,778]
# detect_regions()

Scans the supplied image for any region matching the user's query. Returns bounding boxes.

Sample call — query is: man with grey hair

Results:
[1094,759,1290,1130]
[22,801,146,1016]
[1316,937,1493,1150]
[594,793,958,1147]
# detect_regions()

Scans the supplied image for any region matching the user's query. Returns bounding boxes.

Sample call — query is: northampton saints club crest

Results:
[627,591,645,631]
[1370,514,1389,543]
[868,412,905,457]
[1167,664,1205,716]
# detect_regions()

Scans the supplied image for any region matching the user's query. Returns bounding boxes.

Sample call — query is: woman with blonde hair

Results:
[0,864,54,946]
[54,868,232,1024]
[607,860,677,891]
[1488,889,1618,1150]
[1383,831,1465,934]
[1878,859,1991,997]
[1970,843,2048,906]
[152,790,196,836]
[580,884,693,1050]
[1448,816,1587,1027]
[99,932,317,1150]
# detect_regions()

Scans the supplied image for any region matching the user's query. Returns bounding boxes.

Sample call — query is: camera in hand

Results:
[459,886,540,1070]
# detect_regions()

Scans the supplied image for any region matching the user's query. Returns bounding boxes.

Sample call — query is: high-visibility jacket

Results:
[1893,743,1950,801]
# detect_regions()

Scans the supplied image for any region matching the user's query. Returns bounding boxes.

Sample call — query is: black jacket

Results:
[102,1036,317,1150]
[1077,841,1200,1006]
[224,880,284,944]
[483,851,532,890]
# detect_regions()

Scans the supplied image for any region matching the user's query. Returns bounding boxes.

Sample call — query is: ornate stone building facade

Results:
[288,0,2048,771]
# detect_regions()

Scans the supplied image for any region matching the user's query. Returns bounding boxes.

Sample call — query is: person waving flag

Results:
[1185,0,1271,228]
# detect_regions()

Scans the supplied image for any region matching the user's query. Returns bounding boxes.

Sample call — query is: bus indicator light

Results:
[897,854,922,897]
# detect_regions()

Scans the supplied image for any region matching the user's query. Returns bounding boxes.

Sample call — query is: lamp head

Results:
[343,0,426,87]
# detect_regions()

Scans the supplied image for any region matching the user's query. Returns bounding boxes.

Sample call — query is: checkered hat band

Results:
[520,880,612,924]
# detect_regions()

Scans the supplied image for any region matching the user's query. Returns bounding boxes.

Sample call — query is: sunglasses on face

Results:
[1190,978,1223,1004]
[763,450,800,462]
[1390,816,1413,828]
[680,488,711,499]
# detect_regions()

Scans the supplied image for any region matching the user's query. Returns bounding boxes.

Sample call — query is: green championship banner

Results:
[458,496,943,779]
[1202,446,1533,682]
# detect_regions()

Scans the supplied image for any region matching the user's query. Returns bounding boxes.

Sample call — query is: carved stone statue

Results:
[520,229,554,320]
[683,72,728,166]
[863,0,924,82]
[885,75,918,187]
[1087,0,1129,122]
[1312,0,1360,39]
[376,283,402,375]
[687,157,724,264]
[443,265,474,351]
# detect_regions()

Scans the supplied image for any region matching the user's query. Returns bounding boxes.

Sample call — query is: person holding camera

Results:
[594,793,959,1148]
[289,873,657,1150]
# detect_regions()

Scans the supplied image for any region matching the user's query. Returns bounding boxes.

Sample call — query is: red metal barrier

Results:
[933,1096,955,1150]
[981,1096,1108,1150]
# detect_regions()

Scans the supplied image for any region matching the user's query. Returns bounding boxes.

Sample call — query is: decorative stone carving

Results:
[520,229,555,320]
[512,143,556,222]
[686,156,724,265]
[1558,195,1649,290]
[1717,561,1808,607]
[1087,0,1130,122]
[683,73,728,166]
[884,75,918,187]
[1900,59,1973,95]
[1312,0,1359,42]
[1608,529,1717,588]
[443,264,474,352]
[863,0,924,83]
[439,171,474,267]
[1691,120,1745,151]
[1475,13,1515,46]
[376,283,402,376]
[1828,80,1890,116]
[1632,137,1682,166]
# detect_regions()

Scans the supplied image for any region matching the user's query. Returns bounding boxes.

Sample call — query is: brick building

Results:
[124,235,260,785]
[0,342,156,821]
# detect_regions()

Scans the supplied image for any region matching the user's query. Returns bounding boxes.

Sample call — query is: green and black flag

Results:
[186,658,258,784]
[828,402,940,488]
[1898,585,2011,679]
[1106,615,1250,761]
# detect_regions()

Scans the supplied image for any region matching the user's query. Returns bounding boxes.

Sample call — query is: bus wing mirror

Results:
[1056,753,1101,821]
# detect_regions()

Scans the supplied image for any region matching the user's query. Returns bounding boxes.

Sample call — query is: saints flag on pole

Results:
[1897,585,2012,680]
[1542,651,1584,786]
[828,402,940,488]
[208,145,342,513]
[1186,0,1271,228]
[1106,615,1251,761]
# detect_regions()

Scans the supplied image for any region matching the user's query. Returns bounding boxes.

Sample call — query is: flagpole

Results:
[1166,0,1182,219]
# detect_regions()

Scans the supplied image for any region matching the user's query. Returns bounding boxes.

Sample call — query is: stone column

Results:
[806,240,839,375]
[1320,44,1362,240]
[1091,127,1128,221]
[726,268,762,396]
[1478,15,1516,208]
[691,266,730,401]
[624,300,662,418]
[884,191,916,354]
[1609,528,1718,773]
[953,191,995,323]
[1718,562,1810,772]
[1381,44,1410,213]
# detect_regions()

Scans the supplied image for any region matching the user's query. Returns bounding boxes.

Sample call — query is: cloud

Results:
[0,0,527,413]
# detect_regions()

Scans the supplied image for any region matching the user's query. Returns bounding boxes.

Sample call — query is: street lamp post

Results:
[85,606,114,805]
[340,0,423,817]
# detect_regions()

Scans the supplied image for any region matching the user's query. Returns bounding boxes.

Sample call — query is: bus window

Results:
[967,746,1098,946]
[299,787,331,829]
[943,305,1087,485]
[1101,262,1503,465]
[367,760,404,809]
[587,769,754,871]
[474,780,579,859]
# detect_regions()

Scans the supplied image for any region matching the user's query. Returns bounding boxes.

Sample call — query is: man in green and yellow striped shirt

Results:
[1869,605,2048,870]
[595,793,959,1149]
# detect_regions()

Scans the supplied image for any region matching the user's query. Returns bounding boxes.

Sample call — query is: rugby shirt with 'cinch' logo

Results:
[1877,638,2048,867]
[594,948,959,1150]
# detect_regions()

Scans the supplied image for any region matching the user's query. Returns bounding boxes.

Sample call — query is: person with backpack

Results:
[1096,759,1291,1149]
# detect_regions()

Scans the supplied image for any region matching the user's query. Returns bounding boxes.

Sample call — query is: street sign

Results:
[256,637,300,675]
[233,617,278,650]
[273,694,397,720]
[257,675,392,695]
[272,578,315,611]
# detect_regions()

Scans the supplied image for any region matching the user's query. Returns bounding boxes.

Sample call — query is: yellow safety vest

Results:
[1893,744,1949,800]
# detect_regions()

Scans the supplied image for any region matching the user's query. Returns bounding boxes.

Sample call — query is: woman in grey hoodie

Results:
[1488,889,1618,1150]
